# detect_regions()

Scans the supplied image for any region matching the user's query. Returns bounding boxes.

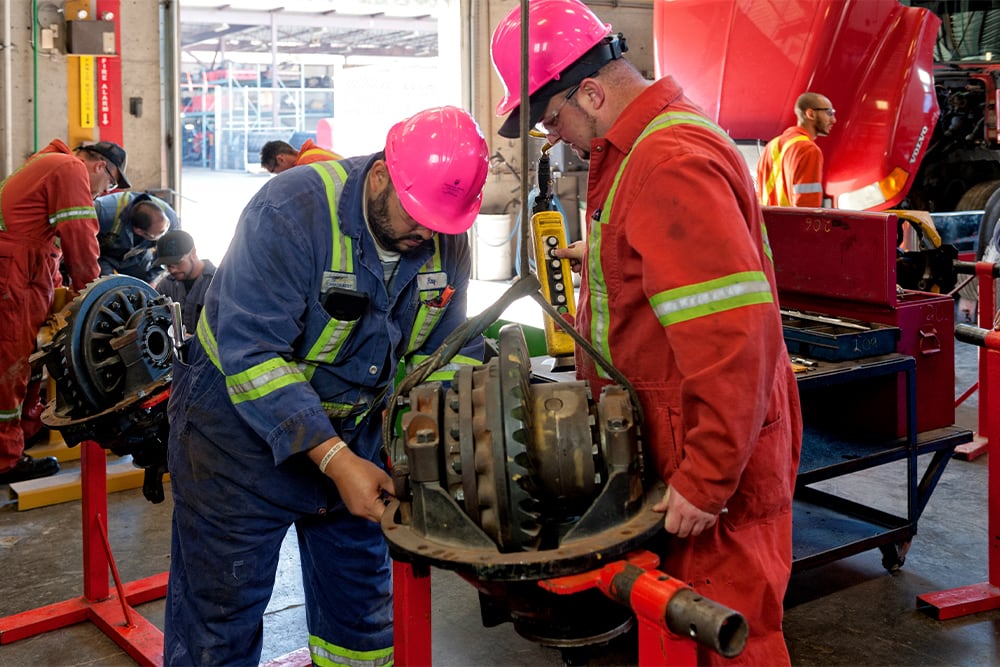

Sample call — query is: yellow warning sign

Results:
[79,56,94,128]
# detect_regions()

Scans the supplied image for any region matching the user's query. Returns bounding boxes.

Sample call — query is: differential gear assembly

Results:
[384,323,669,648]
[32,275,177,503]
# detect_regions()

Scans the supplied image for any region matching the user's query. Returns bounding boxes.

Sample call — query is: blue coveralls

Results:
[163,156,482,666]
[94,191,180,281]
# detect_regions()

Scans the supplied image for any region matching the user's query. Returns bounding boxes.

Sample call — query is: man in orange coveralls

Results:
[490,1,802,664]
[756,91,836,207]
[259,138,342,174]
[0,139,130,484]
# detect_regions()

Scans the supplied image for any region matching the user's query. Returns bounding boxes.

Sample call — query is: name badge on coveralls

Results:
[417,272,448,291]
[322,271,357,294]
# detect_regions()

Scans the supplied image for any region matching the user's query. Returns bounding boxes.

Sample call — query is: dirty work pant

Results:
[163,342,392,666]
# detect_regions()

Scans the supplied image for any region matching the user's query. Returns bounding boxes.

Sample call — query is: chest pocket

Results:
[406,247,449,355]
[300,162,361,377]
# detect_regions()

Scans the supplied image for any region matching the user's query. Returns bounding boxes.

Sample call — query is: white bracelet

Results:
[318,441,348,475]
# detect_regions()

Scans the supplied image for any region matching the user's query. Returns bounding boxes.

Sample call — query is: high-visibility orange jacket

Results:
[0,138,100,471]
[295,138,342,166]
[756,126,825,207]
[577,76,802,666]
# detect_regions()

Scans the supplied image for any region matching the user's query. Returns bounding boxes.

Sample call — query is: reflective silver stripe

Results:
[650,272,773,327]
[792,182,823,194]
[50,206,97,227]
[305,320,355,369]
[225,357,307,404]
[309,634,393,667]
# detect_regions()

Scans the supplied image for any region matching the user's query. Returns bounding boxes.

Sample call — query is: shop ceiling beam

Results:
[180,8,437,33]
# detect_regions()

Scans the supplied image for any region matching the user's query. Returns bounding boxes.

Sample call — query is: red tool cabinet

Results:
[767,208,954,437]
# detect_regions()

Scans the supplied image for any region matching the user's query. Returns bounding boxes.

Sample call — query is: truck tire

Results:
[956,179,1000,212]
[977,185,1000,261]
[956,180,1000,309]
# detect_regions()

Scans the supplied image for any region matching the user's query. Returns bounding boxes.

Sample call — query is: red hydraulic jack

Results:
[917,320,1000,619]
[0,440,167,665]
[393,550,747,666]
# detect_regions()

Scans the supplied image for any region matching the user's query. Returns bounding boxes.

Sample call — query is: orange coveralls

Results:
[0,139,100,471]
[577,76,803,666]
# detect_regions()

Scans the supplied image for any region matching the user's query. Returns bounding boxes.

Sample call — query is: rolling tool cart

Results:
[765,208,973,572]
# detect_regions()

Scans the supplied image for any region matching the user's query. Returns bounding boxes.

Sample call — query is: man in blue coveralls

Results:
[94,191,179,283]
[163,106,491,666]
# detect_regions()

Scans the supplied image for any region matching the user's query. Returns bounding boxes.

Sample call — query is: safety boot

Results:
[0,455,60,484]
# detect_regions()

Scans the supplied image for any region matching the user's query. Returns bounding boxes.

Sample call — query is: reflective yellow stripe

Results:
[109,192,132,235]
[406,243,445,353]
[306,320,356,370]
[308,634,393,667]
[406,353,480,380]
[321,401,361,418]
[50,206,97,227]
[649,270,773,327]
[310,161,353,273]
[196,309,222,371]
[763,134,808,206]
[0,407,21,422]
[226,357,307,404]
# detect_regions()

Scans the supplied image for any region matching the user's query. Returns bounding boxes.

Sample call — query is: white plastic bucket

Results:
[472,214,515,281]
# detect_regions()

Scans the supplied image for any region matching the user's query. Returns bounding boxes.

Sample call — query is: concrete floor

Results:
[2,169,1000,665]
[2,329,997,667]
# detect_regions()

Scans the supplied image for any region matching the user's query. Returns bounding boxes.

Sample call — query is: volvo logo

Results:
[909,125,929,164]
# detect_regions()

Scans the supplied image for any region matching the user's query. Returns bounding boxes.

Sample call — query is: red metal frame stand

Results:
[917,326,1000,619]
[391,551,709,666]
[954,261,996,460]
[393,560,433,666]
[0,440,167,665]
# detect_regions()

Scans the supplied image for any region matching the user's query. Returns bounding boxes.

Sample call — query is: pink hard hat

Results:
[384,106,489,235]
[490,0,626,138]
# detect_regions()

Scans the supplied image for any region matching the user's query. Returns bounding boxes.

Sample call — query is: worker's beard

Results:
[367,187,426,254]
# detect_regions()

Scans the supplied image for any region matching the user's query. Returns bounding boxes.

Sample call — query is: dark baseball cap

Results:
[498,34,628,139]
[156,230,194,266]
[80,141,131,189]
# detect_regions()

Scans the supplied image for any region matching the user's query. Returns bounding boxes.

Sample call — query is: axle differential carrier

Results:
[33,275,176,503]
[382,324,667,647]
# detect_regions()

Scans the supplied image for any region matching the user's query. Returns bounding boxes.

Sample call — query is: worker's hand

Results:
[552,241,586,273]
[653,486,718,538]
[320,445,395,523]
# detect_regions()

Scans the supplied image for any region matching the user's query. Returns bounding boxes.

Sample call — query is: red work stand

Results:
[0,440,167,665]
[393,551,711,667]
[954,261,998,461]
[917,323,1000,619]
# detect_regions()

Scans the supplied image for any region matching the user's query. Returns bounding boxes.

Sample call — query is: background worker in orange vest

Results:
[0,139,129,484]
[756,92,836,207]
[259,138,342,174]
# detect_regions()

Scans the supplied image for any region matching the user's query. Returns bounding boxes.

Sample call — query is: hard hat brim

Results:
[497,35,627,139]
